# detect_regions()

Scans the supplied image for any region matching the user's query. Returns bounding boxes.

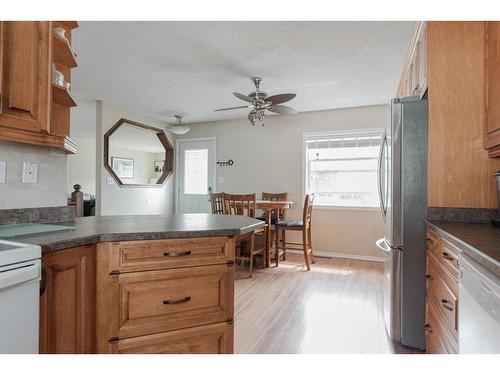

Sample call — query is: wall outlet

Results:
[0,160,6,184]
[22,162,38,184]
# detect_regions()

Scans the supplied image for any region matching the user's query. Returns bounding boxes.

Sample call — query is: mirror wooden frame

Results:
[104,118,174,187]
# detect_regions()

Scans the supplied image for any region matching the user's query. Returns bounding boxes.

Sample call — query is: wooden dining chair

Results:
[209,192,225,214]
[257,192,288,223]
[275,194,315,270]
[222,193,266,277]
[256,192,288,263]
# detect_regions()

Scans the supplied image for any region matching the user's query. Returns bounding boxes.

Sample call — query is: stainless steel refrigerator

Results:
[376,96,428,350]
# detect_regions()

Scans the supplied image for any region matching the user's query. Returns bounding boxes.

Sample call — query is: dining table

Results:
[255,199,294,267]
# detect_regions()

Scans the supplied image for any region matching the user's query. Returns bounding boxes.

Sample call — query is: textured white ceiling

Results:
[72,21,414,125]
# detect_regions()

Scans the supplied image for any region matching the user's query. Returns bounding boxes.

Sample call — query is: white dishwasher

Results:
[458,253,500,353]
[0,240,41,354]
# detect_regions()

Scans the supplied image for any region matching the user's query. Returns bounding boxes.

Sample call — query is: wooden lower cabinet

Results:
[39,236,235,354]
[96,237,236,354]
[108,322,233,354]
[39,245,96,354]
[425,229,460,354]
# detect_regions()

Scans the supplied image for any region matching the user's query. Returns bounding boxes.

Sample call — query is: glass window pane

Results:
[305,131,382,207]
[183,149,208,194]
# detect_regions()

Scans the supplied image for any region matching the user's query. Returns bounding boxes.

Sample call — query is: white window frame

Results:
[302,128,383,211]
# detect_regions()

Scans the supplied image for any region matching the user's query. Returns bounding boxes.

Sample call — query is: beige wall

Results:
[179,105,387,259]
[96,101,176,216]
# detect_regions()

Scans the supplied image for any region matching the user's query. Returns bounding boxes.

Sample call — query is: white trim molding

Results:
[287,249,385,262]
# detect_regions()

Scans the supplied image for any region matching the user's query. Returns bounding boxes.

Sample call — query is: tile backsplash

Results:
[0,141,68,209]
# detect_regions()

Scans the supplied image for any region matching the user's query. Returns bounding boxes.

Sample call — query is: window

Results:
[304,130,382,208]
[183,149,208,194]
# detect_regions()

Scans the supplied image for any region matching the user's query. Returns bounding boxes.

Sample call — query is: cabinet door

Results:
[39,245,96,354]
[485,21,500,156]
[418,22,428,97]
[0,21,51,134]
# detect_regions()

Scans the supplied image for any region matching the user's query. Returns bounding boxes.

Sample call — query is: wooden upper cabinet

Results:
[485,21,500,157]
[396,22,428,99]
[0,21,51,134]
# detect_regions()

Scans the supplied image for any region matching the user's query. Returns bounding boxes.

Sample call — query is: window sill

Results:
[313,205,381,212]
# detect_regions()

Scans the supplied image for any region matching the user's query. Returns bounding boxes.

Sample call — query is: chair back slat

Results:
[223,193,256,218]
[302,193,315,225]
[210,192,225,214]
[261,192,288,221]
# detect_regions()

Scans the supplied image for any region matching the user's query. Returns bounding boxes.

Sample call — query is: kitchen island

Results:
[12,214,265,354]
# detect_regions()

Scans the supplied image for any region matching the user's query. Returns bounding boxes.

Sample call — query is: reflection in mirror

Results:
[104,119,173,187]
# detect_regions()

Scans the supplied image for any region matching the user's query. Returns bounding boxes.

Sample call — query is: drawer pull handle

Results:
[425,324,433,335]
[440,299,454,311]
[163,296,191,305]
[163,251,191,257]
[442,252,455,262]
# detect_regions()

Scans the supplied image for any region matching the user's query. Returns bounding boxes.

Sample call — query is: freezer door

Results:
[376,238,401,342]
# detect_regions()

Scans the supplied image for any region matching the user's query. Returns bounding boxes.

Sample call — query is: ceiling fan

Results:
[214,77,298,126]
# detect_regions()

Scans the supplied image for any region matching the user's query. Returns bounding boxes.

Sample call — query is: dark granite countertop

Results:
[5,214,265,253]
[426,221,500,275]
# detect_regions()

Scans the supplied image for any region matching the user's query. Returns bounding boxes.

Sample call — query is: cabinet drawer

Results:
[427,265,458,334]
[426,298,458,354]
[427,251,458,298]
[427,231,460,280]
[440,239,461,279]
[425,302,450,354]
[426,229,440,254]
[109,264,234,339]
[111,237,234,272]
[109,322,233,354]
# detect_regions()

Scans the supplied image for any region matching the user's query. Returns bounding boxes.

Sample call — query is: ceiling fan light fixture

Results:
[167,114,191,135]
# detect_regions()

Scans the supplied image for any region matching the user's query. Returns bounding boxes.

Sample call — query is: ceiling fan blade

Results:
[233,92,253,103]
[214,105,250,112]
[269,104,298,115]
[266,93,296,105]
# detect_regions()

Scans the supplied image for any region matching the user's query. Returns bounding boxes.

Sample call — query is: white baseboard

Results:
[287,249,385,262]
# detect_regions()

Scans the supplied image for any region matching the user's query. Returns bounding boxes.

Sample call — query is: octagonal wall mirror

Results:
[104,118,174,187]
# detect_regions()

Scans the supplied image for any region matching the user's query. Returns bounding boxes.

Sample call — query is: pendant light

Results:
[167,114,190,135]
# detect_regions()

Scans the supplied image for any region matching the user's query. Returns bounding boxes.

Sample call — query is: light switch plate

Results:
[0,160,6,184]
[22,162,38,184]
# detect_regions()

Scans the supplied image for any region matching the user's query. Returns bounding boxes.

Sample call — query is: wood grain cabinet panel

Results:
[111,236,233,272]
[108,322,233,354]
[485,21,500,157]
[0,21,51,134]
[96,237,236,354]
[425,229,459,354]
[39,245,96,354]
[109,264,234,339]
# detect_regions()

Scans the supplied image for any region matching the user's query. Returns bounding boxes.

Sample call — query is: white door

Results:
[177,139,216,214]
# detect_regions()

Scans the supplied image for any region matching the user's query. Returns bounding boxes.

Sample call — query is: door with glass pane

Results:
[177,139,216,214]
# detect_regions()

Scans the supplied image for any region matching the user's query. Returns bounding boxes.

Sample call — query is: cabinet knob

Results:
[163,251,191,257]
[163,296,191,305]
[442,252,454,262]
[441,299,454,311]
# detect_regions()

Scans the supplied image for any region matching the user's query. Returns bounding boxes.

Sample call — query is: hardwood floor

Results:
[234,253,422,354]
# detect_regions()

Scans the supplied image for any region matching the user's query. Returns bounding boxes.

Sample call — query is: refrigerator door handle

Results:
[376,238,391,253]
[377,129,388,219]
